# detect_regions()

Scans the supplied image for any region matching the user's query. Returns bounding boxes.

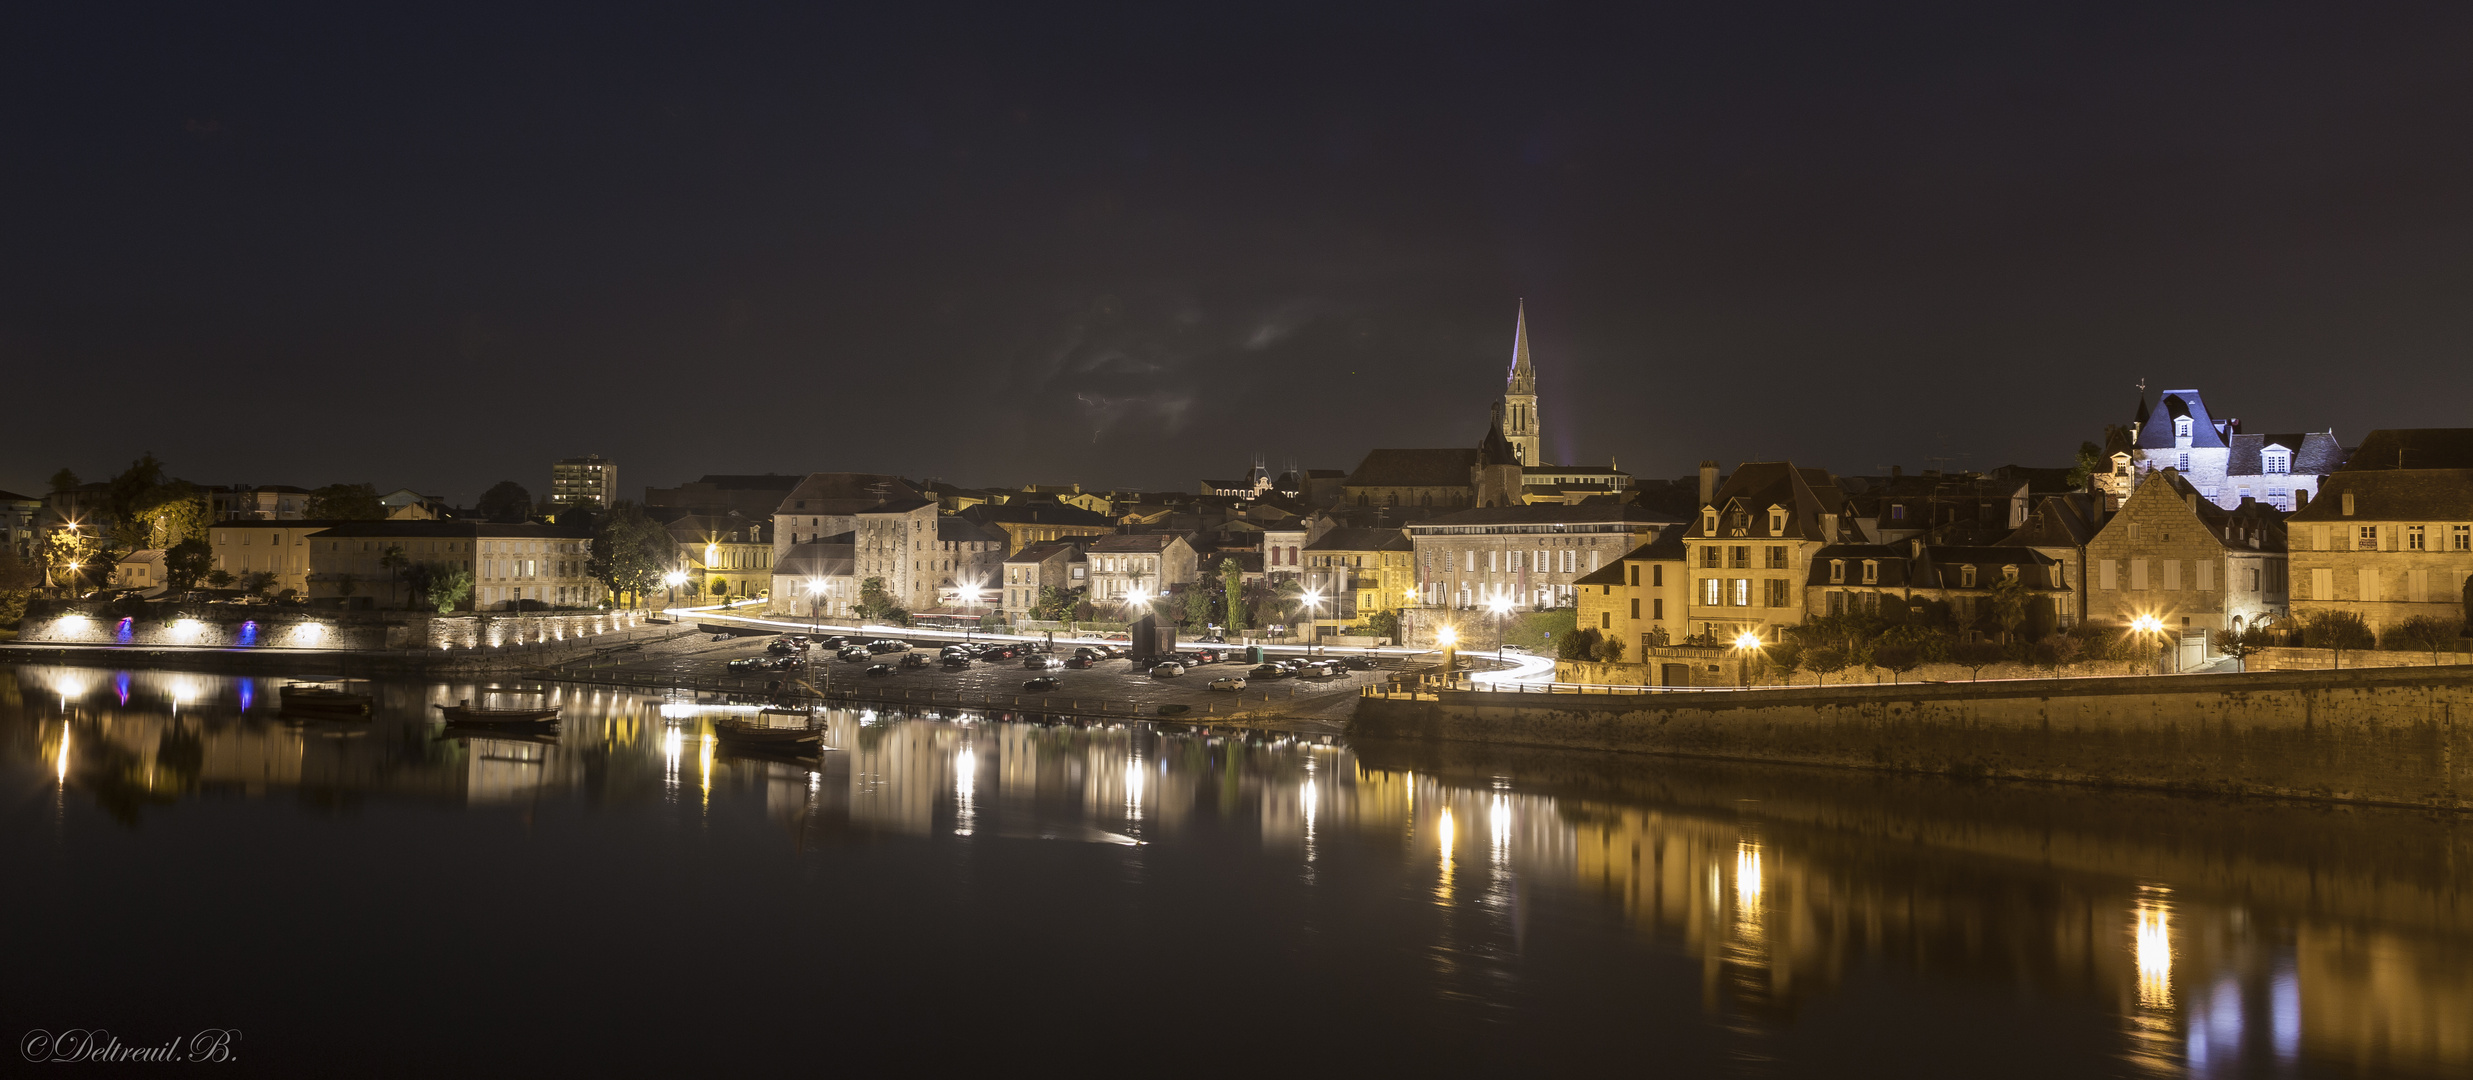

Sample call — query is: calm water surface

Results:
[3,664,2466,1077]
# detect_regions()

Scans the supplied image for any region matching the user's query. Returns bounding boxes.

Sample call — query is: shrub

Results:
[1804,645,1849,684]
[2385,614,2462,663]
[2301,610,2376,669]
[1872,643,1922,683]
[1951,640,2006,680]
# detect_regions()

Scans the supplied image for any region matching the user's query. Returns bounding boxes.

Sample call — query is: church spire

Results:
[1507,299,1536,395]
[1500,300,1540,467]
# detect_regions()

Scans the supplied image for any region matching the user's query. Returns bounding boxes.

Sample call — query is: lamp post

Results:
[2130,613,2169,674]
[1436,625,1458,689]
[662,569,687,610]
[957,579,984,640]
[805,578,827,635]
[1733,630,1765,689]
[1488,594,1514,662]
[1301,588,1324,658]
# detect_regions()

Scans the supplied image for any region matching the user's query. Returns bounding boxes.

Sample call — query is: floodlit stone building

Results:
[2083,469,2288,662]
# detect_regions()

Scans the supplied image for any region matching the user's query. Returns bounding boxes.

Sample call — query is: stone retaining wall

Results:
[1353,665,2473,809]
[16,606,645,652]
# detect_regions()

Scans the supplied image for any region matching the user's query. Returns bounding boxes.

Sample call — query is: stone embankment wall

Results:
[1557,656,2149,687]
[2250,646,2473,671]
[16,607,643,651]
[1353,666,2473,809]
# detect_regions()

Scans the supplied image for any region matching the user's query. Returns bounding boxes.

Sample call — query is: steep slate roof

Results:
[936,517,1007,544]
[1089,533,1187,553]
[2001,493,2108,549]
[2340,429,2473,471]
[2286,468,2473,522]
[2227,431,2345,475]
[1004,541,1086,565]
[662,513,762,543]
[861,498,936,515]
[2134,390,2230,450]
[1414,501,1681,529]
[1302,527,1412,553]
[774,473,921,516]
[960,502,1115,527]
[0,488,39,502]
[1344,448,1479,488]
[306,521,592,540]
[1687,461,1849,542]
[1804,544,1918,588]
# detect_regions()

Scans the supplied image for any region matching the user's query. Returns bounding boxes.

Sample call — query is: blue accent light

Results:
[115,671,130,706]
[115,617,134,644]
[239,620,259,646]
[238,681,254,711]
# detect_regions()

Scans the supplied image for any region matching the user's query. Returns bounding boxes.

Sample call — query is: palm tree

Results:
[378,545,409,608]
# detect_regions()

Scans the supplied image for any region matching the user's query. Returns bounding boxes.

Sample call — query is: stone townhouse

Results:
[1298,527,1415,634]
[1573,532,1690,653]
[1086,533,1198,615]
[1804,540,2070,637]
[770,536,855,618]
[2083,469,2288,662]
[306,520,600,611]
[0,487,43,559]
[2284,465,2473,640]
[770,472,923,564]
[956,500,1116,555]
[1409,500,1674,614]
[663,513,771,604]
[1000,541,1088,622]
[852,498,942,613]
[1680,461,1853,643]
[931,517,1011,606]
[1997,492,2111,629]
[208,518,338,596]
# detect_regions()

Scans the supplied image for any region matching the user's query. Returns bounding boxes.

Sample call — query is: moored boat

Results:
[711,716,823,749]
[436,699,561,726]
[280,683,373,716]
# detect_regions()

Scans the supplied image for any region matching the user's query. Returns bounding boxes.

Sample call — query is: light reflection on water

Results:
[6,663,2471,1076]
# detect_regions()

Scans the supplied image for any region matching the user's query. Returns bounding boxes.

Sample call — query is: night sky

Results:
[8,3,2473,504]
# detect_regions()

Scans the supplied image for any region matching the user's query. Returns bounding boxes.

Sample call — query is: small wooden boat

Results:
[436,699,561,726]
[1155,703,1192,716]
[281,683,372,716]
[712,717,823,749]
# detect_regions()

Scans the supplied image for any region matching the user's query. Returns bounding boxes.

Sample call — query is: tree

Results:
[133,483,211,550]
[48,468,80,494]
[2212,624,2272,672]
[1181,585,1212,629]
[378,545,409,607]
[1767,639,1804,686]
[239,571,276,596]
[2301,609,2375,670]
[1591,633,1627,663]
[204,569,235,589]
[1952,640,2006,681]
[305,483,386,521]
[1557,626,1602,661]
[428,568,473,613]
[1361,608,1400,643]
[165,537,213,589]
[1218,558,1247,631]
[1805,645,1849,685]
[2063,440,2107,490]
[1988,577,2032,644]
[1873,643,1922,683]
[477,481,534,523]
[103,452,170,550]
[1035,586,1078,622]
[711,578,730,598]
[855,576,906,623]
[589,502,668,608]
[2388,615,2462,665]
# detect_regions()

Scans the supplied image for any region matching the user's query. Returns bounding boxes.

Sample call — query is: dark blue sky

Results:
[8,2,2473,503]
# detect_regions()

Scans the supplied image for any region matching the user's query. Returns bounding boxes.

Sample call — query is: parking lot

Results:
[564,630,1436,717]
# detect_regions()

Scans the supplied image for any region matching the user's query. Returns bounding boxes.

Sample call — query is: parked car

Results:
[1299,662,1344,678]
[1022,676,1061,691]
[899,653,931,668]
[1249,664,1288,680]
[1194,634,1227,644]
[766,638,798,654]
[1023,656,1061,670]
[1102,632,1131,642]
[1064,657,1096,669]
[864,663,896,677]
[867,639,909,654]
[940,656,973,670]
[1189,648,1223,664]
[1206,676,1247,692]
[727,657,763,671]
[814,636,850,648]
[838,647,871,662]
[985,646,1021,660]
[1341,656,1376,671]
[1150,662,1186,678]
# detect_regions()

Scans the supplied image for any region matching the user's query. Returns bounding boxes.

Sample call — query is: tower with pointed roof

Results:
[1502,301,1540,467]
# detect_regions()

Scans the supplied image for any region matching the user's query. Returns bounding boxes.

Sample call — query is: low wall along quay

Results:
[1352,666,2473,810]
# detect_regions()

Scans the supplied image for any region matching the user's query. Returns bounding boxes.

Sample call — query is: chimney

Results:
[1891,464,1903,481]
[2294,489,2310,511]
[1698,461,1719,505]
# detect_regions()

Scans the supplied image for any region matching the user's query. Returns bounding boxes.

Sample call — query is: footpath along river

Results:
[2,662,2466,1077]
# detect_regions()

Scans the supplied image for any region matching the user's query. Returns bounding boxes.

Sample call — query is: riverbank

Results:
[1352,664,2473,810]
[0,625,693,677]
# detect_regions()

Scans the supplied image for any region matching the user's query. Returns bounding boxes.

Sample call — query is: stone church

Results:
[1341,302,1632,510]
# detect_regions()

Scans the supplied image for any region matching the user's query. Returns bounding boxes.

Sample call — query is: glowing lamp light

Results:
[663,570,688,589]
[2130,614,2165,634]
[172,618,202,640]
[1436,626,1458,647]
[1486,595,1512,616]
[805,578,826,596]
[1733,631,1763,650]
[704,542,719,568]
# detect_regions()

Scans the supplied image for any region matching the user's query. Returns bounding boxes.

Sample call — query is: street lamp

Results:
[1732,630,1765,688]
[1436,625,1458,689]
[662,570,688,609]
[1301,588,1323,657]
[2129,613,2169,673]
[1487,594,1514,662]
[957,578,985,640]
[805,578,827,633]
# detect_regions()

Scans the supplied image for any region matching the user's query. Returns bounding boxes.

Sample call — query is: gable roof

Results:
[774,538,855,578]
[937,517,1007,545]
[2287,468,2473,523]
[2099,469,2287,551]
[1004,541,1086,565]
[2341,429,2473,472]
[1412,501,1681,530]
[1303,527,1412,553]
[2001,493,2107,549]
[774,473,921,517]
[2228,431,2345,475]
[959,502,1114,528]
[1344,448,1479,488]
[1687,461,1848,542]
[1089,533,1189,553]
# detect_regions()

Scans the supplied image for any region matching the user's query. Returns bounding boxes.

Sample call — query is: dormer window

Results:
[1890,505,1906,521]
[1861,560,1879,585]
[2003,565,2018,581]
[1961,566,1977,588]
[1769,508,1787,532]
[2176,418,2192,440]
[1702,510,1717,533]
[2264,452,2289,475]
[1829,559,1845,584]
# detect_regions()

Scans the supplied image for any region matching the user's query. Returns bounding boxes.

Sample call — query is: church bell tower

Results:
[1502,301,1540,466]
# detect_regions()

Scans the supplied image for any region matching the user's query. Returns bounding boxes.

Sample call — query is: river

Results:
[2,664,2464,1077]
